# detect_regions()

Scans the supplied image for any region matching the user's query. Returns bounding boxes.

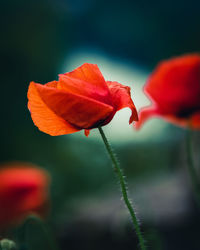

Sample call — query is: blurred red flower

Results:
[27,63,138,136]
[0,163,50,229]
[135,54,200,129]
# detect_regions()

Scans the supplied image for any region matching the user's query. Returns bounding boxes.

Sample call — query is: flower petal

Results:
[27,82,80,136]
[64,63,106,85]
[134,106,160,129]
[190,113,200,129]
[0,163,49,229]
[165,112,200,129]
[33,82,114,129]
[145,54,200,116]
[106,81,138,123]
[136,107,200,130]
[84,129,90,137]
[59,63,112,105]
[45,81,58,88]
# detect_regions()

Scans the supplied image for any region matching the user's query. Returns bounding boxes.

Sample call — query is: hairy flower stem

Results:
[98,127,146,250]
[186,129,200,208]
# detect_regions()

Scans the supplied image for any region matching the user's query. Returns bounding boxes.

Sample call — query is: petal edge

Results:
[106,81,138,124]
[27,82,80,136]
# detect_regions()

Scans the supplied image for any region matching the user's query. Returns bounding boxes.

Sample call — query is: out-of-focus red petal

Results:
[84,129,90,137]
[34,82,114,129]
[0,163,49,229]
[27,82,80,136]
[135,54,200,130]
[59,63,112,105]
[106,81,138,123]
[166,112,200,129]
[136,108,200,130]
[191,112,200,129]
[145,54,200,115]
[191,113,200,129]
[134,106,160,129]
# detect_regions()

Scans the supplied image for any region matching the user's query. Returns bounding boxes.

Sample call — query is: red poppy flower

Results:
[27,63,138,136]
[0,163,50,229]
[135,54,200,129]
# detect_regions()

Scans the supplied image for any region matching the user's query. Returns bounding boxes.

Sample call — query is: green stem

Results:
[185,129,200,207]
[98,127,146,250]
